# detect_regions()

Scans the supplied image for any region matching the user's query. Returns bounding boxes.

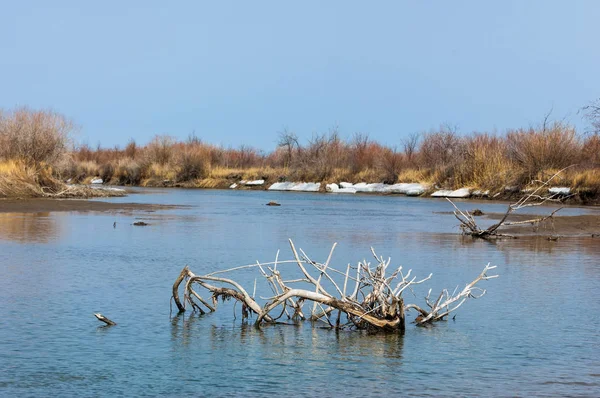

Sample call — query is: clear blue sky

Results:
[1,1,599,149]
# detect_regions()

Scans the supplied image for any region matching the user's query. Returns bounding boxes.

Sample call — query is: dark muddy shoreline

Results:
[0,198,184,213]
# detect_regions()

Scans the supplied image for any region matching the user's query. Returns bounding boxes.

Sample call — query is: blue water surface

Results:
[1,189,599,397]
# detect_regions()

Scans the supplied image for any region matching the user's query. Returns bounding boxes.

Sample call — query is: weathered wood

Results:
[172,266,189,312]
[448,167,573,239]
[171,240,496,332]
[94,313,116,326]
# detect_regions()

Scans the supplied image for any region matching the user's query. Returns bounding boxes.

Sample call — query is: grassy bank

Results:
[0,108,124,198]
[61,126,600,203]
[2,107,599,202]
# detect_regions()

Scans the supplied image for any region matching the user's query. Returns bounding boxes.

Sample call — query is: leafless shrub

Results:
[0,107,74,165]
[454,133,512,189]
[582,133,600,166]
[124,139,138,159]
[378,147,404,184]
[418,126,463,170]
[582,98,600,134]
[277,129,299,169]
[506,123,581,182]
[401,132,420,164]
[292,130,347,181]
[175,144,210,181]
[145,135,176,165]
[113,158,142,185]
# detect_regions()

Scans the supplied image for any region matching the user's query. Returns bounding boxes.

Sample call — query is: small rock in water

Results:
[266,201,281,206]
[133,221,149,226]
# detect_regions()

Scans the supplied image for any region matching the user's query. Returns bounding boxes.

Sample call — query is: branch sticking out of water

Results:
[94,313,117,326]
[447,166,574,239]
[172,240,498,331]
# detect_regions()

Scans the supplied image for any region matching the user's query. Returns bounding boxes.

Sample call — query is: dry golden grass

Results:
[396,168,433,184]
[453,134,514,190]
[147,163,178,181]
[354,168,385,184]
[195,178,228,189]
[0,160,43,197]
[0,160,124,198]
[326,168,354,183]
[564,169,600,189]
[112,158,142,185]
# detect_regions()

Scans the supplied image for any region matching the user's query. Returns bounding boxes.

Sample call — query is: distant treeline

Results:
[1,106,600,198]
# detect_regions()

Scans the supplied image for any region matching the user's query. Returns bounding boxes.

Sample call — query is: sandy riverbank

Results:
[485,212,600,237]
[0,198,183,213]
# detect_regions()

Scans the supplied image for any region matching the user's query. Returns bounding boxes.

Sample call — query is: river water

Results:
[1,189,599,397]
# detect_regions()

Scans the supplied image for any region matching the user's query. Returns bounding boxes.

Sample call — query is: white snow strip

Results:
[268,182,320,192]
[549,187,570,195]
[384,183,427,195]
[268,182,295,191]
[431,188,471,198]
[431,190,453,197]
[326,183,356,194]
[406,188,425,197]
[289,182,320,192]
[351,183,387,193]
[245,179,265,186]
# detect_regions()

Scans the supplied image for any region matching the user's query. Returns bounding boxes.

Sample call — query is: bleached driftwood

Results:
[448,167,573,239]
[172,240,498,330]
[94,313,116,326]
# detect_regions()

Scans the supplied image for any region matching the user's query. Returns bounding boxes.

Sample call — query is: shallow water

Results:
[1,189,599,397]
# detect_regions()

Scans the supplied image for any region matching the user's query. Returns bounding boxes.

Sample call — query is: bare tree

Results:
[277,129,299,168]
[582,98,600,134]
[350,132,373,173]
[401,132,420,164]
[172,239,498,331]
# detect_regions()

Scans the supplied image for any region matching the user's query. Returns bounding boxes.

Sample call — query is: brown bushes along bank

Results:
[2,106,600,201]
[59,123,600,201]
[0,108,124,198]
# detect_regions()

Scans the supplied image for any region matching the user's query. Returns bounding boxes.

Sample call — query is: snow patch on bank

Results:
[326,183,357,194]
[268,182,321,192]
[267,181,428,195]
[431,188,471,198]
[245,179,265,186]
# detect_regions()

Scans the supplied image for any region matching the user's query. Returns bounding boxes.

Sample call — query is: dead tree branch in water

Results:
[172,240,498,331]
[448,167,573,239]
[94,313,116,326]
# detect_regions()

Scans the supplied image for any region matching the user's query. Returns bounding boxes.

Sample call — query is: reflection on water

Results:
[0,212,60,243]
[457,234,600,257]
[1,189,599,397]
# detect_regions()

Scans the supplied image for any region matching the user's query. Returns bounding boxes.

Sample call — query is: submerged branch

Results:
[171,241,498,332]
